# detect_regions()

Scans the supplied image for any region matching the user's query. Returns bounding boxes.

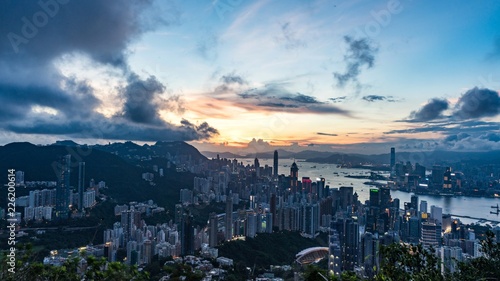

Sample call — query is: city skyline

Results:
[1,1,500,154]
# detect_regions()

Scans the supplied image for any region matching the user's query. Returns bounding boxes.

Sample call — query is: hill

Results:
[92,141,207,164]
[0,142,195,211]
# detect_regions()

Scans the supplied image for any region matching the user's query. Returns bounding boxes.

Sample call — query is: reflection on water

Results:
[241,158,500,223]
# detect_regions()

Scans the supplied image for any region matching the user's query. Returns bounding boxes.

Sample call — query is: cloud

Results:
[120,74,166,125]
[408,98,449,122]
[384,120,500,135]
[317,132,338,137]
[7,117,219,142]
[453,87,500,119]
[329,96,347,103]
[275,22,306,50]
[362,95,399,102]
[0,1,218,142]
[221,73,246,85]
[1,1,179,67]
[438,132,500,151]
[333,36,378,88]
[207,75,352,116]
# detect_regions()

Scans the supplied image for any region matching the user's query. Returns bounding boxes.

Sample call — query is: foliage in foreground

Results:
[0,244,149,281]
[305,230,500,281]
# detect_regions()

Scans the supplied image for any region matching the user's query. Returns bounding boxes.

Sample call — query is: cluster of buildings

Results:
[102,200,210,266]
[12,155,103,222]
[31,148,500,280]
[389,147,500,197]
[173,150,495,278]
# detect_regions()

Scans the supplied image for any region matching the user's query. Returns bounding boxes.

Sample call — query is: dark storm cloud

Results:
[1,0,180,66]
[408,98,449,122]
[7,117,219,142]
[317,132,338,137]
[121,74,166,125]
[333,36,378,88]
[0,78,99,121]
[362,95,399,102]
[453,87,500,119]
[0,0,219,142]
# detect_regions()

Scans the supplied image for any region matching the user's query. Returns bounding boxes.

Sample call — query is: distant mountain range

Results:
[202,149,500,167]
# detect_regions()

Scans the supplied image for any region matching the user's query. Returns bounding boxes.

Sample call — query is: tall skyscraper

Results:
[209,212,218,247]
[225,196,233,240]
[121,209,134,247]
[339,186,353,213]
[290,162,299,193]
[78,162,85,212]
[55,154,71,219]
[273,150,278,177]
[328,226,342,277]
[379,187,391,211]
[317,178,326,199]
[270,193,277,228]
[420,200,428,214]
[254,158,260,178]
[410,195,419,211]
[332,218,359,271]
[369,188,380,208]
[181,213,194,256]
[390,147,395,170]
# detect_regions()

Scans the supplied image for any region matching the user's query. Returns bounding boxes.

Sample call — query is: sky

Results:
[0,0,500,154]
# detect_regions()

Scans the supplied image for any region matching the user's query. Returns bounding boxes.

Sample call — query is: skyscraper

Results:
[390,147,395,170]
[339,186,353,213]
[273,150,278,177]
[78,162,85,212]
[290,162,299,193]
[225,196,233,240]
[379,187,391,211]
[209,212,218,247]
[333,218,359,271]
[410,195,419,211]
[55,154,71,219]
[254,158,260,178]
[369,188,380,208]
[270,193,277,228]
[317,178,326,199]
[181,213,194,256]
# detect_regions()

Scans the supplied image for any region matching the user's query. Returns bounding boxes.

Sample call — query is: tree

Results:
[303,265,341,281]
[0,243,149,280]
[454,230,500,281]
[377,243,444,281]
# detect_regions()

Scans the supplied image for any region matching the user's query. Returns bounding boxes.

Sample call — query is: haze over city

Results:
[1,0,500,154]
